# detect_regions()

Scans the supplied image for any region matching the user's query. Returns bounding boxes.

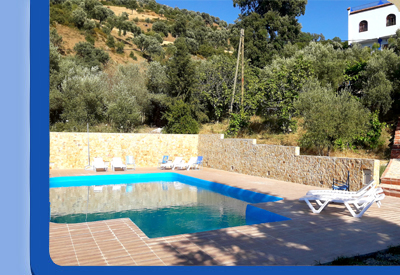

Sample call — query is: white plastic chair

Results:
[307,180,376,197]
[300,183,385,218]
[125,156,136,170]
[160,157,183,170]
[174,157,198,170]
[93,157,107,172]
[111,157,127,171]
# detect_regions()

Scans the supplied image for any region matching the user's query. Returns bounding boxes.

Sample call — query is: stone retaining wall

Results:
[50,132,198,169]
[50,132,380,190]
[198,135,380,191]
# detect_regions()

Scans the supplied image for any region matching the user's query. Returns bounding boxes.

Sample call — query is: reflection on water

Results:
[50,181,262,238]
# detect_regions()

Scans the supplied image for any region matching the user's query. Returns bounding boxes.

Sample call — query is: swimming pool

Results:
[50,173,290,238]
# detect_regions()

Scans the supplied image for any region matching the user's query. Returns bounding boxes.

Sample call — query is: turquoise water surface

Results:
[50,174,290,238]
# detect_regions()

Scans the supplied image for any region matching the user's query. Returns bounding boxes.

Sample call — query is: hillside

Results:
[52,5,176,65]
[50,0,399,161]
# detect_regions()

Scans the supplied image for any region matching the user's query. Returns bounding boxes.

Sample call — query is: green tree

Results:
[295,80,370,156]
[133,34,164,59]
[71,7,87,29]
[185,38,199,54]
[359,49,400,115]
[73,41,110,68]
[92,5,114,23]
[104,64,149,131]
[231,0,307,67]
[260,56,314,132]
[197,55,259,121]
[126,0,138,14]
[163,100,200,134]
[152,21,168,37]
[171,16,187,37]
[83,19,96,33]
[388,29,400,54]
[166,37,197,101]
[60,66,107,125]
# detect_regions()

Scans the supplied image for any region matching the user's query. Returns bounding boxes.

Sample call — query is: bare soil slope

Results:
[106,6,165,21]
[55,24,147,65]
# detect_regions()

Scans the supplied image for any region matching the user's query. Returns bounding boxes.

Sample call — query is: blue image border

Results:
[29,1,393,275]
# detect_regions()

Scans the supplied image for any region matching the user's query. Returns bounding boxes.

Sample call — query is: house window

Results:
[359,21,368,32]
[383,44,389,49]
[387,14,396,26]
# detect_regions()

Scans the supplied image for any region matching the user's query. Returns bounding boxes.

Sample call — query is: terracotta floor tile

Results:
[102,249,130,259]
[125,246,153,255]
[106,256,136,266]
[135,258,165,266]
[130,252,158,262]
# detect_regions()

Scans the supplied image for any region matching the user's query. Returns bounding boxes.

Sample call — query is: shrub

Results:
[163,100,199,134]
[116,42,124,53]
[129,51,137,60]
[50,28,63,48]
[85,34,95,45]
[73,41,110,68]
[106,35,115,48]
[225,110,250,137]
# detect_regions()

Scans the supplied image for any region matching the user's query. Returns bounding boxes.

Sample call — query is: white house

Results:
[348,0,400,48]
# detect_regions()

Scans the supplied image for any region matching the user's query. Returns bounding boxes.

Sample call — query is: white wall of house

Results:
[348,4,400,47]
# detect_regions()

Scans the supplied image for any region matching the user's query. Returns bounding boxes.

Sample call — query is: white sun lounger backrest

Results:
[112,157,123,165]
[356,180,376,196]
[93,157,104,165]
[126,156,135,165]
[188,157,198,165]
[173,157,183,164]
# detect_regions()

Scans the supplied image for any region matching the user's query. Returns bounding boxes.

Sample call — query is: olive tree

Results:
[71,7,87,29]
[295,80,370,155]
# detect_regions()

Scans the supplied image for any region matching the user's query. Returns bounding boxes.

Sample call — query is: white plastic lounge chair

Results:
[300,184,384,218]
[174,157,198,170]
[160,157,183,170]
[111,157,127,171]
[193,156,203,170]
[157,155,169,169]
[307,180,376,197]
[93,157,107,172]
[125,156,136,170]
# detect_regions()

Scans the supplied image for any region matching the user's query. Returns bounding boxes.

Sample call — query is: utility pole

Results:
[241,28,244,108]
[230,29,244,113]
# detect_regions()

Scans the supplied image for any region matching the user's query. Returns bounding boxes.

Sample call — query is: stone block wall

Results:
[198,135,380,191]
[50,132,380,190]
[50,132,198,169]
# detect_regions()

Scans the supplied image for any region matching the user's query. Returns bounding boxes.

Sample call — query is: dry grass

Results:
[106,6,165,21]
[55,23,146,66]
[199,116,391,161]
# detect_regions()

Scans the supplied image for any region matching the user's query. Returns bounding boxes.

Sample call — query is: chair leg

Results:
[305,199,330,213]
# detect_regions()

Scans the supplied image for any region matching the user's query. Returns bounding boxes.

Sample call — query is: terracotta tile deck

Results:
[50,168,400,266]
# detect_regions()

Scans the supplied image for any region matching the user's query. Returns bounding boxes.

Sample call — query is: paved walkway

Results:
[50,168,400,266]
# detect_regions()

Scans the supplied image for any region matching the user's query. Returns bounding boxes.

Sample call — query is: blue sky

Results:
[156,0,387,41]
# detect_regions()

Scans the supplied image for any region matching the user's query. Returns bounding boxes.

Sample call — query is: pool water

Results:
[50,174,290,238]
